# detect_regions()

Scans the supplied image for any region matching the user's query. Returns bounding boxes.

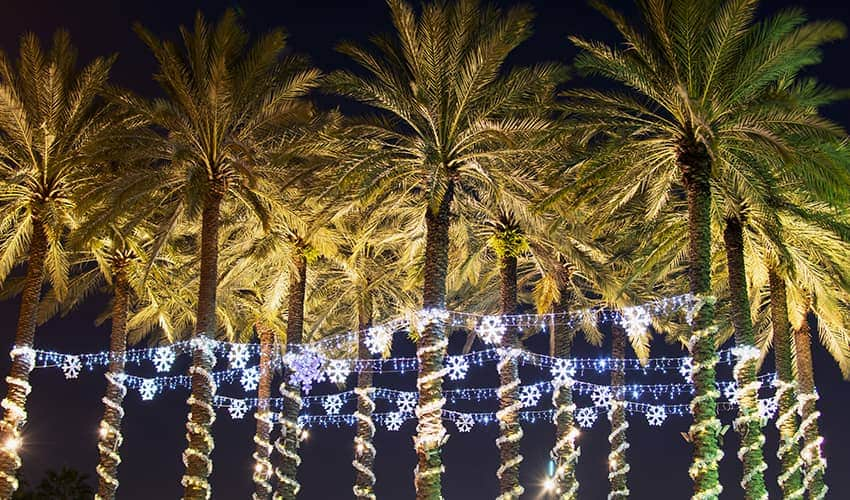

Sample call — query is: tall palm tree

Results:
[119,11,322,498]
[564,2,845,496]
[327,1,563,494]
[0,31,121,497]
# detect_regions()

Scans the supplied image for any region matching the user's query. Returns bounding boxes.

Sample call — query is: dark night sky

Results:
[1,1,850,498]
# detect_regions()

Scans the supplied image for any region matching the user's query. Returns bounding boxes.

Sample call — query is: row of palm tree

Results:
[1,0,849,499]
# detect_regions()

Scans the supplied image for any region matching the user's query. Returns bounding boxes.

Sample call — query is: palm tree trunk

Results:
[353,297,376,499]
[551,278,579,499]
[0,220,48,497]
[793,307,827,499]
[608,324,629,499]
[95,264,130,500]
[252,323,275,500]
[722,217,767,499]
[414,182,454,500]
[679,144,722,499]
[183,189,223,500]
[496,253,522,499]
[276,248,307,500]
[767,269,804,499]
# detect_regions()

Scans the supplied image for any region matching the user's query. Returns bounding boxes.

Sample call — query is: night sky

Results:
[2,1,850,498]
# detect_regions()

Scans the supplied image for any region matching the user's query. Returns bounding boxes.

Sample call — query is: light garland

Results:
[774,379,805,500]
[551,376,580,499]
[180,338,217,500]
[607,401,630,499]
[797,391,827,500]
[412,325,449,492]
[687,319,724,500]
[95,371,127,499]
[730,346,767,499]
[252,409,273,499]
[274,382,303,498]
[0,346,35,494]
[495,349,523,499]
[352,386,376,500]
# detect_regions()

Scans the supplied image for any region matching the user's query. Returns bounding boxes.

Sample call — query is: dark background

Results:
[1,1,849,498]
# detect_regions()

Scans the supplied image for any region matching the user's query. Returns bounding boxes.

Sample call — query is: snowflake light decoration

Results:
[576,407,597,428]
[550,359,576,386]
[396,392,417,413]
[591,387,613,411]
[229,400,248,419]
[152,347,175,372]
[519,385,542,408]
[61,355,82,379]
[322,394,344,415]
[475,316,506,345]
[139,379,157,400]
[446,356,469,381]
[287,349,325,393]
[365,325,392,355]
[758,397,778,421]
[646,405,666,426]
[620,305,652,339]
[679,358,693,381]
[241,366,260,391]
[385,411,405,431]
[325,360,351,385]
[228,344,250,369]
[455,414,474,433]
[723,382,738,403]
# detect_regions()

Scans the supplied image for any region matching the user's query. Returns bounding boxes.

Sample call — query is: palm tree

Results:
[564,2,845,496]
[326,1,563,494]
[0,31,121,497]
[119,11,322,498]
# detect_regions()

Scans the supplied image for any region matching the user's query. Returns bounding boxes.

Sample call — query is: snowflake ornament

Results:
[152,347,175,372]
[286,349,325,393]
[241,366,260,392]
[455,413,474,432]
[723,382,738,403]
[396,392,417,413]
[365,325,392,355]
[228,344,250,369]
[550,359,576,387]
[139,379,157,400]
[620,305,652,339]
[758,397,778,421]
[646,405,666,426]
[446,356,469,381]
[325,359,351,385]
[385,411,405,431]
[322,394,344,415]
[61,355,82,379]
[229,400,248,419]
[475,316,506,345]
[591,387,613,411]
[576,407,597,428]
[519,385,542,408]
[679,358,693,381]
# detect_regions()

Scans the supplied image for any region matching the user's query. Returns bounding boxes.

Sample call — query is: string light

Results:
[0,345,36,493]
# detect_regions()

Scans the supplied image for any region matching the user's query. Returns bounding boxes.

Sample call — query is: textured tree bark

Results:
[252,323,275,499]
[96,264,130,499]
[414,181,454,500]
[680,142,721,499]
[608,324,628,499]
[551,276,579,499]
[183,189,223,500]
[353,297,376,499]
[496,253,522,499]
[722,217,767,499]
[0,220,48,497]
[793,310,828,499]
[277,248,307,500]
[768,269,804,499]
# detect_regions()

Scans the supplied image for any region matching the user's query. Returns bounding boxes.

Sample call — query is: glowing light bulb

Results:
[3,437,21,452]
[543,478,556,491]
[300,429,310,441]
